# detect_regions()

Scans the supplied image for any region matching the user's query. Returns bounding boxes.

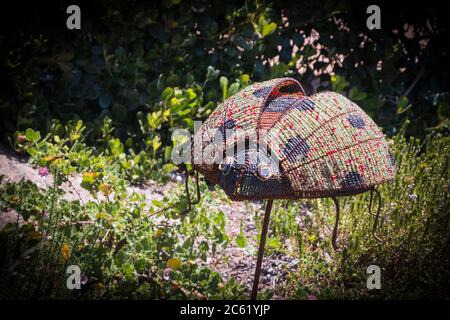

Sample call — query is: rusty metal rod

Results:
[251,199,273,300]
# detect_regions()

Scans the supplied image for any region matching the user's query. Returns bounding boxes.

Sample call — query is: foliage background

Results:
[0,0,448,299]
[1,0,449,159]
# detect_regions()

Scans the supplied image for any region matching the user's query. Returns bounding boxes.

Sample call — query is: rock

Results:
[0,208,24,230]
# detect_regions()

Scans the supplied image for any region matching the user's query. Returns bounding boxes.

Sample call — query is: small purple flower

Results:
[163,268,172,281]
[307,294,318,300]
[38,167,49,177]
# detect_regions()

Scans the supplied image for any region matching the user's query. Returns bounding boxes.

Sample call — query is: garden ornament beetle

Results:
[182,77,396,299]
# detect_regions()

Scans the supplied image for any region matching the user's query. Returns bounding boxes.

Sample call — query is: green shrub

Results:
[2,119,246,299]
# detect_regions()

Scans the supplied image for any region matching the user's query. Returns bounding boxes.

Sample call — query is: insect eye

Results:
[257,163,272,181]
[219,157,234,176]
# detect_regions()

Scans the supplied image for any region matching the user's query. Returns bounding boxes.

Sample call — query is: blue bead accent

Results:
[265,97,298,112]
[387,150,395,166]
[347,114,366,129]
[341,172,364,188]
[253,86,272,98]
[293,98,315,111]
[223,119,236,129]
[283,136,310,163]
[215,119,236,143]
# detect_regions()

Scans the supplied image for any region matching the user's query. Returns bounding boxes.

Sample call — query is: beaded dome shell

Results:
[192,78,396,201]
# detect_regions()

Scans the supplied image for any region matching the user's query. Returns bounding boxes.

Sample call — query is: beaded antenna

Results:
[186,77,396,299]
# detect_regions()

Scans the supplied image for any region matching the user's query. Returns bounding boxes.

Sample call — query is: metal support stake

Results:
[251,200,273,300]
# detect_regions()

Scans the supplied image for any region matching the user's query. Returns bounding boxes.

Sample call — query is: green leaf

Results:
[127,90,140,111]
[162,87,174,100]
[271,63,289,77]
[331,75,349,93]
[152,199,163,208]
[152,135,161,151]
[147,112,162,130]
[99,93,113,109]
[169,97,184,112]
[349,87,367,101]
[206,66,220,82]
[258,15,277,37]
[239,74,250,83]
[111,103,128,122]
[163,163,178,174]
[25,128,41,142]
[220,76,228,100]
[236,220,247,248]
[57,61,72,73]
[109,138,124,156]
[236,233,246,248]
[177,108,191,116]
[262,22,277,37]
[396,96,411,114]
[186,88,197,100]
[228,82,240,97]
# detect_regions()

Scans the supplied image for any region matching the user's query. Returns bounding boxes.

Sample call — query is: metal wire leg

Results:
[331,196,342,252]
[150,169,200,217]
[371,188,384,242]
[251,200,273,300]
[181,169,201,215]
[368,188,375,216]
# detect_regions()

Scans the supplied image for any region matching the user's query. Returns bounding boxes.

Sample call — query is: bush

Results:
[1,124,243,298]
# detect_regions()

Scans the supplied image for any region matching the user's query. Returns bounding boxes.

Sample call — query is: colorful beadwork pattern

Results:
[192,78,396,201]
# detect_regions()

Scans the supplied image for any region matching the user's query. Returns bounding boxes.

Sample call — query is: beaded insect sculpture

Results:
[185,77,396,299]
